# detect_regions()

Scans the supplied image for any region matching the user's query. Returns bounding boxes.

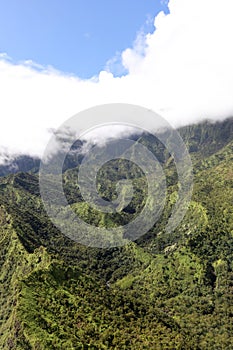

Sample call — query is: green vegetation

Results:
[0,118,232,349]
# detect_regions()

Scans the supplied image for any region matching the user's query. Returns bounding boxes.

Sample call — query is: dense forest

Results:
[0,118,232,349]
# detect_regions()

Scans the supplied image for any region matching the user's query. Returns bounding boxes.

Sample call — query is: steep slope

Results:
[0,118,232,349]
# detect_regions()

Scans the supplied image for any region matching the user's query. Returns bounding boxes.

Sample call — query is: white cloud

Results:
[0,0,233,161]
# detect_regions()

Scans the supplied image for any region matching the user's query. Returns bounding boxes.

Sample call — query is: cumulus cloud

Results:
[0,0,233,161]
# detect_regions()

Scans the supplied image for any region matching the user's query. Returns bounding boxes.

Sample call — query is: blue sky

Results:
[0,0,169,78]
[0,0,232,159]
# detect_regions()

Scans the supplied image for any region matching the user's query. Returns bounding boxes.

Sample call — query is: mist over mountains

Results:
[0,117,232,177]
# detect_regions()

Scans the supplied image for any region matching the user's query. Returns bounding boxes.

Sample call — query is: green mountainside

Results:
[0,118,232,349]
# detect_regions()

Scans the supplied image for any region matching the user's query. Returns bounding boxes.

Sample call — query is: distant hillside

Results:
[0,155,40,177]
[0,117,232,177]
[0,118,232,349]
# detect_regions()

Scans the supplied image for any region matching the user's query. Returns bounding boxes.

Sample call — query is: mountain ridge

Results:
[0,117,232,177]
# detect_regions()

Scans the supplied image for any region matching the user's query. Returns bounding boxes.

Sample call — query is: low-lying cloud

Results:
[0,0,233,162]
